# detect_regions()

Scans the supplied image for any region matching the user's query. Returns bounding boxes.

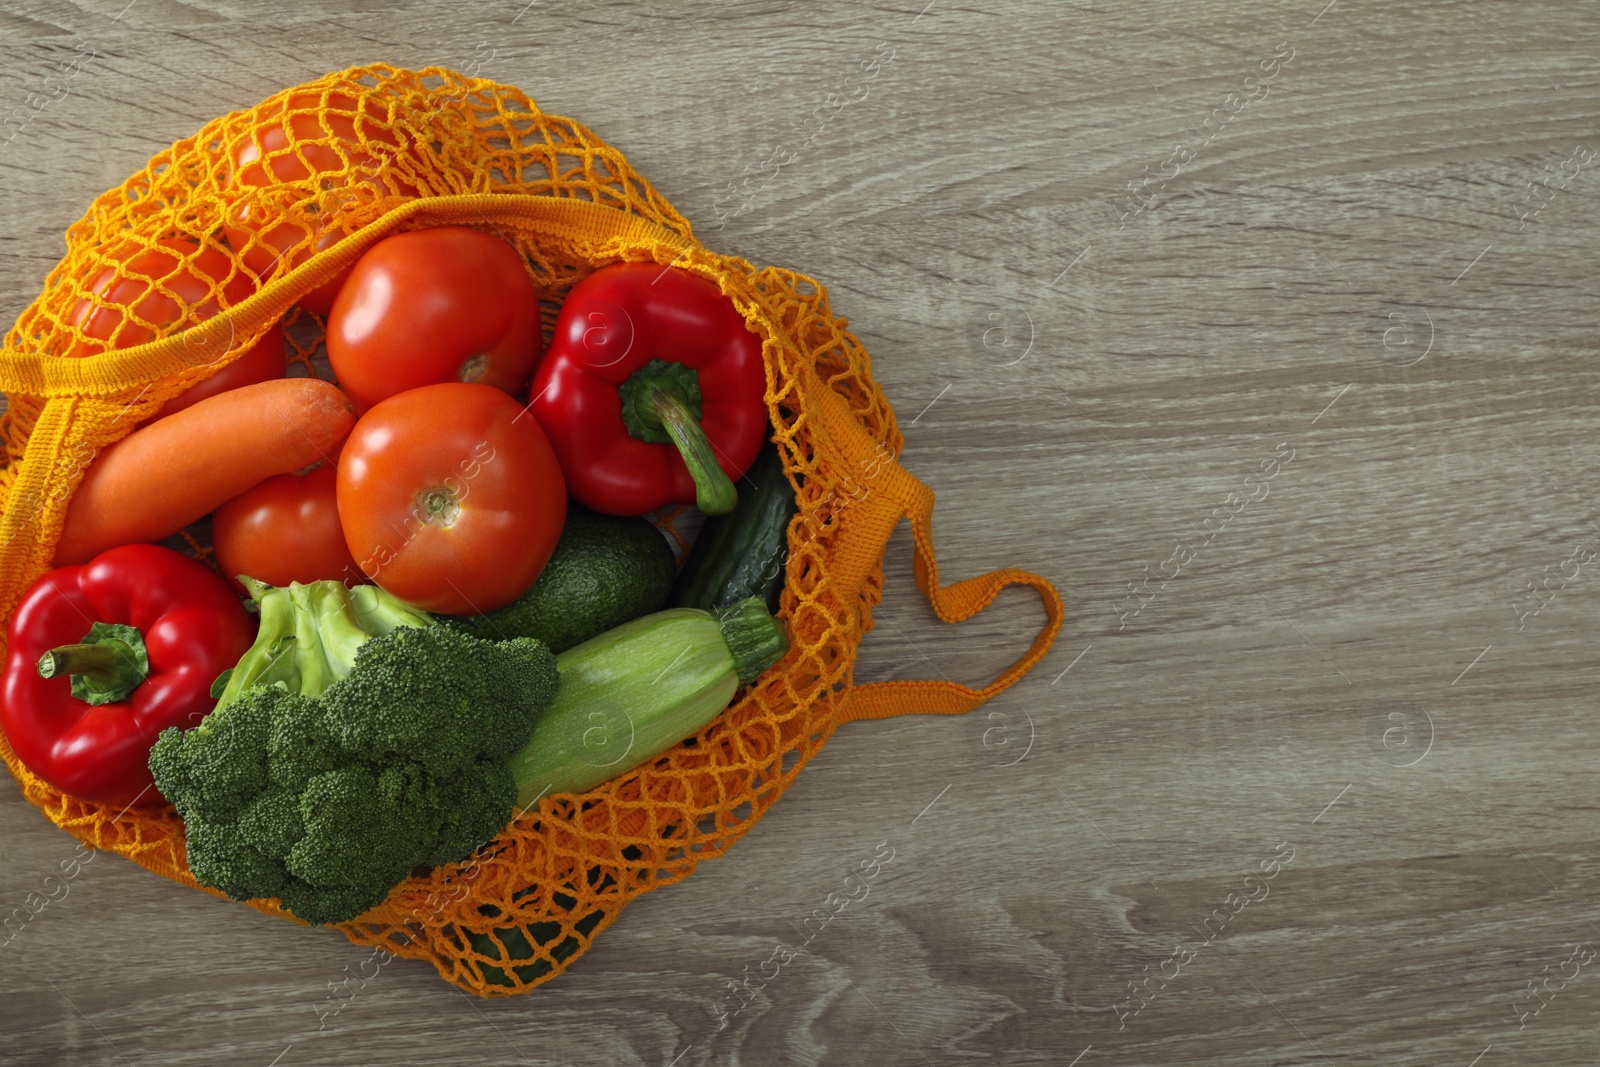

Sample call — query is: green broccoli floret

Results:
[275,879,393,929]
[425,759,520,868]
[149,581,560,927]
[287,767,427,891]
[265,691,344,792]
[181,815,290,901]
[148,691,274,821]
[326,626,559,765]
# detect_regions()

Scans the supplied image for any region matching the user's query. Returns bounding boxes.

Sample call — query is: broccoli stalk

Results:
[150,579,559,927]
[210,578,434,712]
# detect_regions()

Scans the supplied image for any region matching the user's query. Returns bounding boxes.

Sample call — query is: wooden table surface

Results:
[3,1,1599,1064]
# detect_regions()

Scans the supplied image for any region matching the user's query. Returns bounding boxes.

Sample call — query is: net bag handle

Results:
[792,363,1065,724]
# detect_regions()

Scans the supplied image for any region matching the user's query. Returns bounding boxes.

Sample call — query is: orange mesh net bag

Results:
[0,65,1063,995]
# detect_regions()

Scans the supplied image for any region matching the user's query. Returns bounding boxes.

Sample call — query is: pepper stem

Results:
[618,359,739,515]
[37,643,121,680]
[652,391,739,515]
[37,621,150,706]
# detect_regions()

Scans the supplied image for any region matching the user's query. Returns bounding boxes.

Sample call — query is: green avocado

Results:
[436,508,677,652]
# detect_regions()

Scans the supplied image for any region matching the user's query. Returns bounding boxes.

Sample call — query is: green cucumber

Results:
[466,911,603,988]
[436,508,676,653]
[506,598,788,805]
[670,440,797,614]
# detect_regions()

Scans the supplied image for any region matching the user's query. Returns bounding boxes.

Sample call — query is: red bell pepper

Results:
[530,263,767,516]
[0,544,256,808]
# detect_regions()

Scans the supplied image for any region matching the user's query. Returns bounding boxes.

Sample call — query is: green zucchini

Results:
[670,439,797,614]
[472,598,786,987]
[506,597,788,805]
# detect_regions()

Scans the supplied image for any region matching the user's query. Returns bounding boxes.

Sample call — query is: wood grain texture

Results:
[2,0,1599,1063]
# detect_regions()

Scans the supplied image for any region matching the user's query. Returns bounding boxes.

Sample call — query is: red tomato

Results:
[212,465,365,593]
[336,383,566,614]
[325,227,542,412]
[64,237,286,420]
[223,91,420,315]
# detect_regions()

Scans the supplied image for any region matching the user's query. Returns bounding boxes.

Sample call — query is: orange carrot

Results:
[53,377,356,566]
